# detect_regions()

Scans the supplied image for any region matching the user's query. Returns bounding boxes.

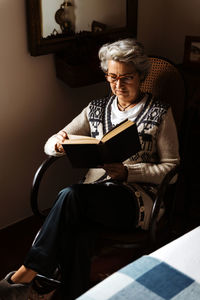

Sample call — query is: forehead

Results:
[107,60,136,74]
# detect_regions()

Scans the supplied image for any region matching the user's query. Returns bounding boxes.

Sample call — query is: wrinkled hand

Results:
[103,163,128,181]
[55,130,68,153]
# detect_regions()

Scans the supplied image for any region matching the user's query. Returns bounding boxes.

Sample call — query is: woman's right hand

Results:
[55,130,68,153]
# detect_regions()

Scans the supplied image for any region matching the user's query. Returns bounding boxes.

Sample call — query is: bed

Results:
[76,226,200,299]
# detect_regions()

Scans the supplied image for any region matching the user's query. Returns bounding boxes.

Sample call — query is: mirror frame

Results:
[26,0,138,56]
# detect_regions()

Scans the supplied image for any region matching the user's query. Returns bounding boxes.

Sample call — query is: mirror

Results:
[26,0,138,56]
[41,0,126,38]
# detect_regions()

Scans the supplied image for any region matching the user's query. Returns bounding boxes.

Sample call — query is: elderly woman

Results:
[0,39,179,300]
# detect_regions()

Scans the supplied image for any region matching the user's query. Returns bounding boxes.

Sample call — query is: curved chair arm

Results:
[31,156,180,245]
[31,156,62,219]
[149,164,180,242]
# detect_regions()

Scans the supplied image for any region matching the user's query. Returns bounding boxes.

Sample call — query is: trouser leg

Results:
[24,182,138,299]
[24,187,71,276]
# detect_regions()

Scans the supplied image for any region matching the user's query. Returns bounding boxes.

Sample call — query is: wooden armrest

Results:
[31,156,62,219]
[149,164,180,242]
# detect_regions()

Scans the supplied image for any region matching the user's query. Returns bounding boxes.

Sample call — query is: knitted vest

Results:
[87,93,170,165]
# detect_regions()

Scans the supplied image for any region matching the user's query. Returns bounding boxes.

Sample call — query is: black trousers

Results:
[24,181,138,299]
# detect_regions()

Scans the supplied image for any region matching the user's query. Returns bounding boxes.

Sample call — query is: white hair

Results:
[98,38,151,81]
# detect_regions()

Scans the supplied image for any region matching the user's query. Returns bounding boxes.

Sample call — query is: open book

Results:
[62,119,141,168]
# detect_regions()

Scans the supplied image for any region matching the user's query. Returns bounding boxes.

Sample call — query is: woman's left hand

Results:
[103,163,128,181]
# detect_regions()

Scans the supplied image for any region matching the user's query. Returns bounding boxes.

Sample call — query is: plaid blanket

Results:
[77,255,200,299]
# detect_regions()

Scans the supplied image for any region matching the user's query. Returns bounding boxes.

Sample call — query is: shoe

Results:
[29,273,61,299]
[0,271,31,300]
[0,271,59,300]
[32,274,61,295]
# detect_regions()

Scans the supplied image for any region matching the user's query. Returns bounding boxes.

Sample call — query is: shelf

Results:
[55,53,105,87]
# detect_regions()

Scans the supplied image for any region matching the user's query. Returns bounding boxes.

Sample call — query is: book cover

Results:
[62,120,141,168]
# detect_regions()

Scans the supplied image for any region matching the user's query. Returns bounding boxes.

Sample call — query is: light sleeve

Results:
[124,108,180,184]
[44,106,90,156]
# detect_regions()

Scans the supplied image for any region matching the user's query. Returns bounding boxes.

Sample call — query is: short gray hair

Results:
[98,38,151,81]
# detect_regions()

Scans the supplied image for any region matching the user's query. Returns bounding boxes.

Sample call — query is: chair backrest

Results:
[140,57,186,133]
[140,57,187,226]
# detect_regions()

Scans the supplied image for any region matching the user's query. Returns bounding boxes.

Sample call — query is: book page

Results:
[101,120,134,143]
[63,134,100,144]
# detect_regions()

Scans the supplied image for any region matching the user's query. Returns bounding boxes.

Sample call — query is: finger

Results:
[58,130,68,138]
[57,131,68,142]
[55,143,65,153]
[57,135,65,143]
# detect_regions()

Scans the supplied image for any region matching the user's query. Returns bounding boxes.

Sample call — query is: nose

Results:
[115,78,124,88]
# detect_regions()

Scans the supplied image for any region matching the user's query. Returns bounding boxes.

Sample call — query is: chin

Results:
[118,94,130,101]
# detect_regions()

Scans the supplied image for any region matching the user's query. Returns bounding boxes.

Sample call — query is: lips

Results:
[116,90,127,94]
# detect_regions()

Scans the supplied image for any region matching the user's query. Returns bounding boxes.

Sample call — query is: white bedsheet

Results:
[150,226,200,283]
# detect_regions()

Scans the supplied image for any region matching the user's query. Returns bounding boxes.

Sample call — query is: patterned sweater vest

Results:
[87,93,170,165]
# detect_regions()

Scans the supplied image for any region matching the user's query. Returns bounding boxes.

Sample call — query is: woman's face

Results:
[107,60,141,103]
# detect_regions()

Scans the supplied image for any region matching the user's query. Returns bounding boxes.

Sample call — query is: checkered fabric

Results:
[77,256,200,300]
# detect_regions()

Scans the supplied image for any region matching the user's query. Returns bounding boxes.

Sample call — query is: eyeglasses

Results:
[105,73,135,84]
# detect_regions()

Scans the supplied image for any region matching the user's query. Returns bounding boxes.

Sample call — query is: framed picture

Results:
[183,36,200,67]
